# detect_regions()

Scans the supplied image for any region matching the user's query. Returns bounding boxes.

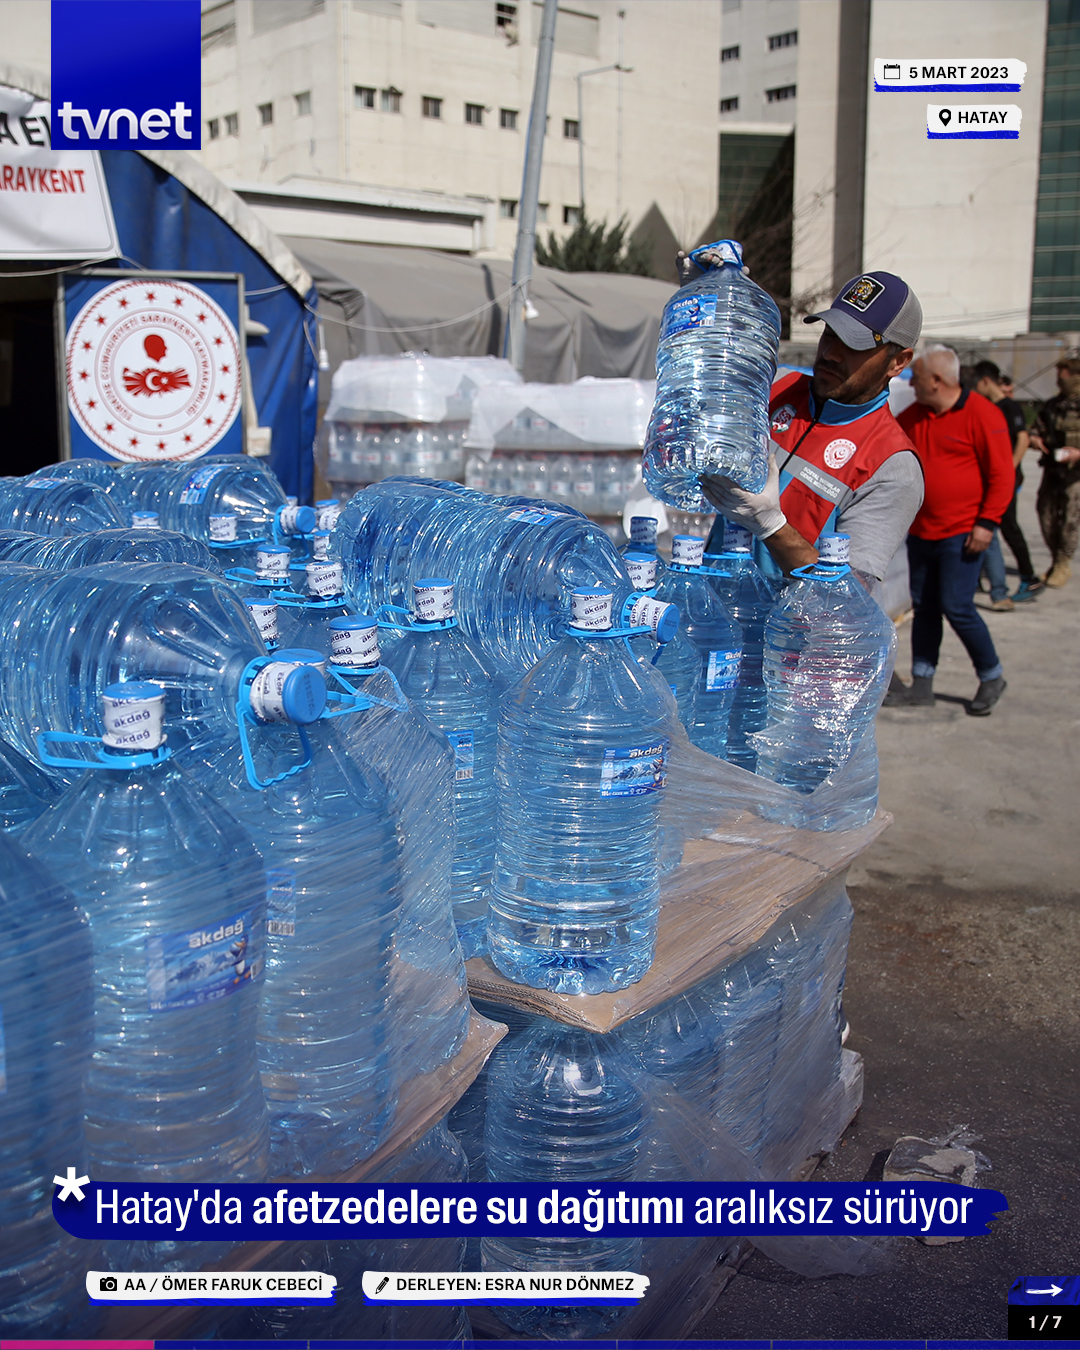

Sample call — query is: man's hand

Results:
[964,524,995,555]
[700,451,786,540]
[1054,445,1080,465]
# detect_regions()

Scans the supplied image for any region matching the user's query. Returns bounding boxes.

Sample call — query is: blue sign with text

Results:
[52,0,201,150]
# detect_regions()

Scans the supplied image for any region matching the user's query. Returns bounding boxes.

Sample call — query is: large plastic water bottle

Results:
[0,561,325,768]
[197,652,403,1178]
[703,537,776,772]
[482,1021,644,1338]
[642,238,781,512]
[0,832,96,1333]
[275,562,353,659]
[23,684,270,1267]
[29,457,118,487]
[653,535,743,759]
[754,534,895,828]
[617,989,716,1113]
[0,475,124,534]
[625,552,699,733]
[0,527,219,572]
[0,737,59,833]
[205,512,261,573]
[381,580,498,959]
[336,478,671,677]
[488,587,674,994]
[329,618,470,1070]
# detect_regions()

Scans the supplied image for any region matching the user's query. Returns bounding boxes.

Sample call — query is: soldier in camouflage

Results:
[1030,358,1080,588]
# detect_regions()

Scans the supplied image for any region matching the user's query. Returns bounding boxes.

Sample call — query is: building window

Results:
[563,205,582,226]
[381,87,402,113]
[500,198,518,219]
[496,2,517,32]
[207,117,220,140]
[465,102,484,125]
[354,85,376,110]
[422,96,442,119]
[224,112,239,135]
[765,84,796,102]
[500,107,517,130]
[768,30,798,50]
[563,118,579,139]
[721,45,740,61]
[295,90,312,115]
[720,97,739,113]
[537,202,548,223]
[258,101,274,125]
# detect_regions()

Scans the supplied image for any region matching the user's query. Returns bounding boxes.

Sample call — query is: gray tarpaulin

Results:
[283,236,674,387]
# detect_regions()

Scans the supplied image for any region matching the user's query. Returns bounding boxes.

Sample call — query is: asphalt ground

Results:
[695,486,1080,1341]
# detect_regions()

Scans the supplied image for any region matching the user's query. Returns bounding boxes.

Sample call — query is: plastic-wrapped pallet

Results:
[464,376,655,522]
[319,354,522,498]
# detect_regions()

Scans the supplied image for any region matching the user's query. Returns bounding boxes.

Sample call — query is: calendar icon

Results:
[883,63,901,80]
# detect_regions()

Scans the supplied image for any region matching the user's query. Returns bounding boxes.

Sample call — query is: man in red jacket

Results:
[888,346,1016,716]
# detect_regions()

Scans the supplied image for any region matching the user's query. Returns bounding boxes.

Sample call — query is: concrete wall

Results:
[790,0,843,313]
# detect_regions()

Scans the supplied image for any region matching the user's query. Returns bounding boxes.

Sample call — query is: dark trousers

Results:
[907,532,1003,681]
[998,489,1037,582]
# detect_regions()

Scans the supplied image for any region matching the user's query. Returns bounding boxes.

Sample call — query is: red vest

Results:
[769,372,919,545]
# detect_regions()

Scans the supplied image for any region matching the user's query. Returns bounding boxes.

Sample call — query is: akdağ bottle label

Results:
[255,546,291,581]
[818,532,851,564]
[445,729,475,782]
[179,463,229,505]
[672,535,706,568]
[506,508,561,525]
[316,502,342,531]
[277,503,309,536]
[249,660,323,723]
[625,556,658,590]
[600,740,669,796]
[311,530,332,561]
[266,868,296,938]
[723,520,754,551]
[27,477,62,489]
[131,512,160,529]
[245,600,280,648]
[102,685,166,750]
[415,579,455,623]
[330,619,380,667]
[146,908,262,1010]
[626,594,670,638]
[630,516,659,545]
[706,649,742,691]
[306,561,344,598]
[209,514,238,542]
[571,588,613,631]
[662,293,718,339]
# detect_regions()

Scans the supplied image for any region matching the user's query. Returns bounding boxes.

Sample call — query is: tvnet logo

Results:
[52,0,201,150]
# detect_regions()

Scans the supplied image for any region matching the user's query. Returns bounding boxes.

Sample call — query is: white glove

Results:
[700,448,786,540]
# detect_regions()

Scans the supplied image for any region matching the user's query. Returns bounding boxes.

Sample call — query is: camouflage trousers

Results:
[1036,475,1080,561]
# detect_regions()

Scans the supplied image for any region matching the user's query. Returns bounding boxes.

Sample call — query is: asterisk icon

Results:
[53,1167,89,1201]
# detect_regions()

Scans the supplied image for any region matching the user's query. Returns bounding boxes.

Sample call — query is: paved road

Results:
[696,491,1080,1340]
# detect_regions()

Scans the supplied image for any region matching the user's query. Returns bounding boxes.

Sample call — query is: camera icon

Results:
[99,1275,118,1292]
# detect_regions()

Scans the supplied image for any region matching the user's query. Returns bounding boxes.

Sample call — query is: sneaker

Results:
[1044,558,1072,587]
[1011,580,1043,603]
[988,597,1015,611]
[967,676,1007,717]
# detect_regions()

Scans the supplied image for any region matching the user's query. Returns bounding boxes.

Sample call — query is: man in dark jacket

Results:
[1029,357,1080,589]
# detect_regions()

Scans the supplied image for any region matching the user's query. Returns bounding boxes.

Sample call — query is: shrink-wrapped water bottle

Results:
[488,588,674,994]
[0,474,124,535]
[197,652,403,1178]
[330,618,470,1070]
[0,832,96,1332]
[24,684,270,1269]
[625,552,698,733]
[382,580,498,959]
[617,990,715,1113]
[482,1022,643,1337]
[653,536,742,759]
[642,239,780,512]
[275,562,353,659]
[754,534,895,828]
[0,561,323,767]
[703,537,775,772]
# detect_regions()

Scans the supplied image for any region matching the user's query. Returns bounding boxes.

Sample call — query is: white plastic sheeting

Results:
[465,376,657,454]
[325,354,521,426]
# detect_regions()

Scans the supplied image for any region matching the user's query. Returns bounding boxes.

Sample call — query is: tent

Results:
[285,236,674,394]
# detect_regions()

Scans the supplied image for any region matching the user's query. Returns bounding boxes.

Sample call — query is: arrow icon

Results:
[1027,1284,1064,1296]
[939,108,952,127]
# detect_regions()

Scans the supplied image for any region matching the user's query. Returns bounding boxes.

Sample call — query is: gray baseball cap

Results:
[804,271,923,352]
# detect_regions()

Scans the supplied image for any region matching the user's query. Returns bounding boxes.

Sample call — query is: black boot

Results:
[883,674,934,708]
[967,676,1006,716]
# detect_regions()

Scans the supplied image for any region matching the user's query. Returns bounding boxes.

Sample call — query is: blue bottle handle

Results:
[235,656,315,790]
[688,239,743,271]
[374,603,457,632]
[36,729,173,772]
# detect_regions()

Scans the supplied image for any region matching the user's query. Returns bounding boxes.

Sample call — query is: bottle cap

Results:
[306,561,344,598]
[244,598,280,648]
[286,496,299,507]
[209,514,238,542]
[330,616,380,668]
[255,544,291,580]
[278,503,317,536]
[624,552,657,590]
[723,520,753,551]
[317,501,342,531]
[625,594,679,643]
[414,578,455,623]
[818,533,850,564]
[249,651,327,725]
[311,529,332,561]
[570,587,612,630]
[101,680,166,750]
[629,516,659,545]
[131,512,160,530]
[671,535,705,567]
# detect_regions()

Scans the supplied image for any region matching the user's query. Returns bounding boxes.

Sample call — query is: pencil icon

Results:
[375,1276,390,1295]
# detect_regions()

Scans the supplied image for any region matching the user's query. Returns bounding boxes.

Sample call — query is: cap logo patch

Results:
[771,403,797,433]
[824,438,857,470]
[840,276,885,312]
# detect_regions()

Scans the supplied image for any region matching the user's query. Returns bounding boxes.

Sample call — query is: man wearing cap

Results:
[698,269,924,585]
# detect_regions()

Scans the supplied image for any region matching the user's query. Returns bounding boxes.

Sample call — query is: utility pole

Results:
[505,0,557,372]
[575,64,630,212]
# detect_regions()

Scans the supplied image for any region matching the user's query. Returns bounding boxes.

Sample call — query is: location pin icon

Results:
[939,108,952,127]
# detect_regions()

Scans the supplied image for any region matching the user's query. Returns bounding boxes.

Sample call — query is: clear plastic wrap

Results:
[465,377,656,454]
[326,353,521,426]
